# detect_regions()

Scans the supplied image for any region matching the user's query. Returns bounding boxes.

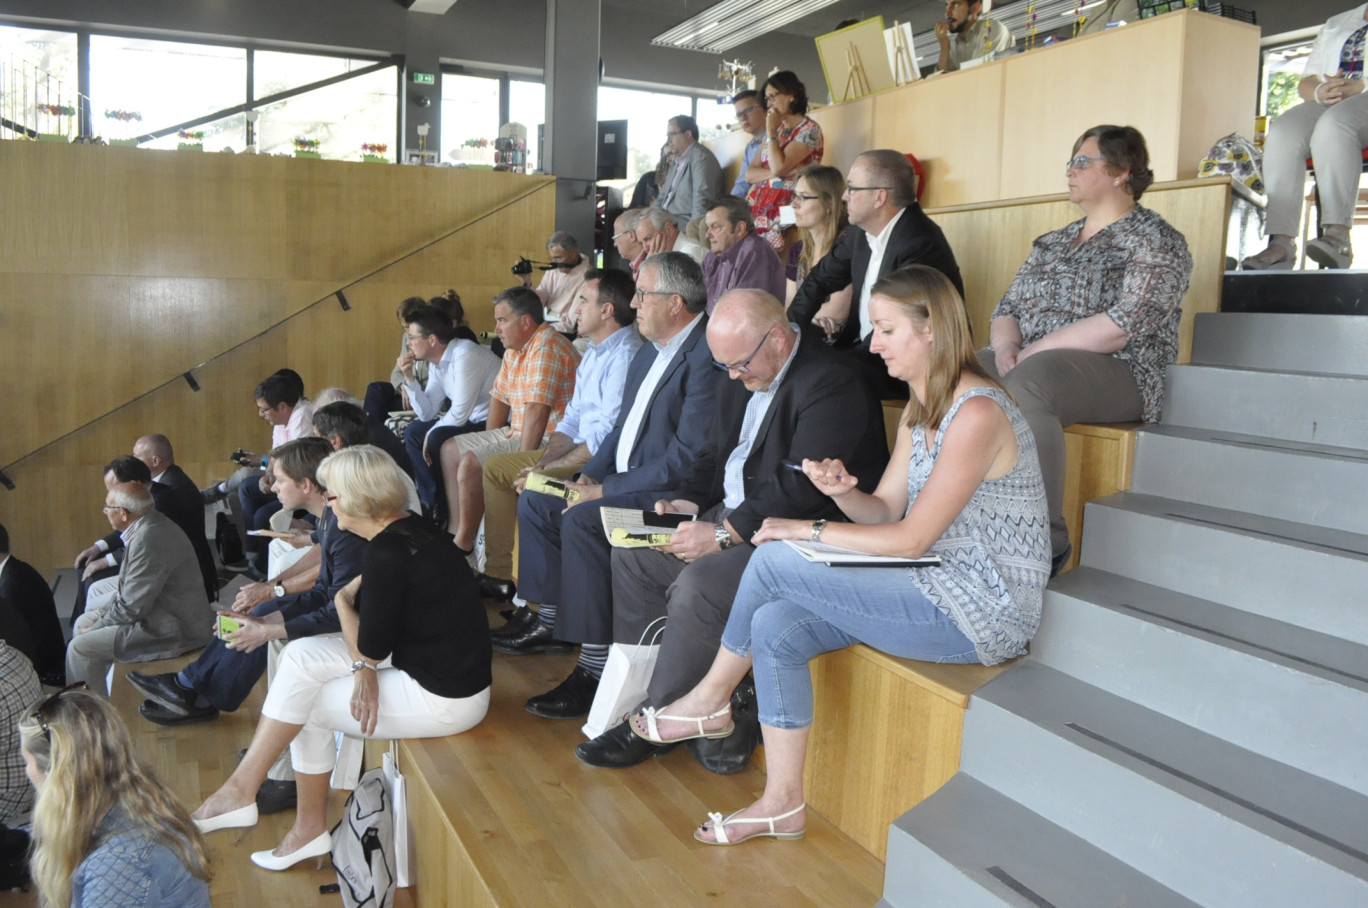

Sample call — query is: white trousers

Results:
[262,637,489,775]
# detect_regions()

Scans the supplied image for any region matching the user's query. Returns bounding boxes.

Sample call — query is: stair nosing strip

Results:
[1107,600,1368,687]
[1065,722,1368,867]
[1154,510,1368,558]
[984,866,1057,908]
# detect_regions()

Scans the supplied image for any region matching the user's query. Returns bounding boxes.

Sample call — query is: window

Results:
[596,85,697,188]
[441,73,500,164]
[508,79,545,172]
[256,66,397,159]
[90,36,246,145]
[0,25,79,139]
[1262,41,1314,119]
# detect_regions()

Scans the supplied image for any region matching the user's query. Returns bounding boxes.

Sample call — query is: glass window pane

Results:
[441,73,500,165]
[508,79,545,172]
[254,50,377,99]
[1261,43,1313,118]
[0,26,79,139]
[137,112,247,152]
[256,66,397,160]
[596,86,695,187]
[90,36,245,139]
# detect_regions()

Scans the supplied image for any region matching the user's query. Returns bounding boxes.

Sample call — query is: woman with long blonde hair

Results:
[19,686,211,907]
[629,265,1049,844]
[783,163,851,341]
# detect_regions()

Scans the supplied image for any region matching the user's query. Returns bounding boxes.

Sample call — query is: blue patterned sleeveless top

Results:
[904,386,1050,664]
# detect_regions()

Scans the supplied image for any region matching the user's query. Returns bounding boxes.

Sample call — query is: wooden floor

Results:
[2,603,883,907]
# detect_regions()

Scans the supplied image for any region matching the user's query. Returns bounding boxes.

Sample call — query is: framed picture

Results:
[405,149,437,165]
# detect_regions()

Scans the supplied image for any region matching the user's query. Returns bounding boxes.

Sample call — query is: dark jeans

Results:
[403,418,486,516]
[239,478,281,574]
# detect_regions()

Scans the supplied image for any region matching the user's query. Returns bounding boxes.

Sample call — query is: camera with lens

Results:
[511,256,534,277]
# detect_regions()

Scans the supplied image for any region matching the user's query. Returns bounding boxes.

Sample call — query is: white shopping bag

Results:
[581,616,666,739]
[330,732,364,790]
[382,742,411,889]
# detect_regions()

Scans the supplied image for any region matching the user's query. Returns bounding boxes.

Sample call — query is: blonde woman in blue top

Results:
[631,265,1050,845]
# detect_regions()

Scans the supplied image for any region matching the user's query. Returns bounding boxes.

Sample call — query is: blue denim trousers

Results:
[721,541,979,729]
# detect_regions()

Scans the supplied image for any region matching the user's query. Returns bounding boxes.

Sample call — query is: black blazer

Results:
[583,316,723,499]
[675,331,889,541]
[789,203,964,348]
[0,555,68,684]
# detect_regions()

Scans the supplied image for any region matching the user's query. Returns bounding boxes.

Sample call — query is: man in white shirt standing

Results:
[399,305,501,519]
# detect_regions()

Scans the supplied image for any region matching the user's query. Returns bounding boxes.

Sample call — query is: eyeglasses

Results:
[734,104,761,119]
[792,192,820,202]
[633,288,672,301]
[257,405,274,415]
[712,331,771,375]
[101,504,127,513]
[845,185,890,193]
[30,683,88,741]
[1065,155,1106,171]
[666,130,683,138]
[611,231,636,241]
[404,332,428,343]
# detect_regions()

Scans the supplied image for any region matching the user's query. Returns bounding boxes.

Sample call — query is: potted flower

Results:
[36,103,76,142]
[177,128,206,151]
[361,142,388,163]
[104,109,142,146]
[293,137,321,159]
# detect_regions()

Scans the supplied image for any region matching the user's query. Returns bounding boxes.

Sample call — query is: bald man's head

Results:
[707,290,796,392]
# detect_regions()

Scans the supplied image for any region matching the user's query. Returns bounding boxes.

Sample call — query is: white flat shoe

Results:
[250,831,332,871]
[632,704,733,744]
[695,803,806,845]
[193,802,258,834]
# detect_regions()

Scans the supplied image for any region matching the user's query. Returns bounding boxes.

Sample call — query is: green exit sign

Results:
[412,72,435,85]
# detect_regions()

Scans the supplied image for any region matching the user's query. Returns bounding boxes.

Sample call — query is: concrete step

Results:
[879,774,1200,908]
[1161,363,1368,448]
[1190,312,1368,376]
[1129,425,1368,536]
[1078,492,1368,646]
[1032,566,1368,796]
[962,663,1368,908]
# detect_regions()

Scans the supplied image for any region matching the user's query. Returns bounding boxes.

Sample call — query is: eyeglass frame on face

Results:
[712,329,772,375]
[734,104,761,121]
[1065,154,1106,172]
[612,230,636,241]
[792,192,820,203]
[404,330,429,345]
[633,288,673,302]
[30,682,89,741]
[844,184,890,194]
[101,504,127,513]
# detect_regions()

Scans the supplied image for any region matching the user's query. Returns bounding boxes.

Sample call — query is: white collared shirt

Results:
[615,314,704,473]
[556,325,644,452]
[405,338,500,430]
[722,328,801,509]
[859,206,908,341]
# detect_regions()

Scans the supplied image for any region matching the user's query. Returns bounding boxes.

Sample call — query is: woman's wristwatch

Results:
[350,660,376,673]
[811,519,828,542]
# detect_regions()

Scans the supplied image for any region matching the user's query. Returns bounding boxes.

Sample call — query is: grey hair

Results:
[643,207,676,232]
[547,231,579,252]
[619,209,647,232]
[314,387,361,409]
[855,150,919,209]
[111,484,154,517]
[645,251,707,314]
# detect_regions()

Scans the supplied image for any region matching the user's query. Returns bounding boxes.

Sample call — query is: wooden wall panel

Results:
[807,93,874,177]
[0,140,554,577]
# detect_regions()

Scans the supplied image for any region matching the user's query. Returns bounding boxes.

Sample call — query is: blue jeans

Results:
[721,542,979,730]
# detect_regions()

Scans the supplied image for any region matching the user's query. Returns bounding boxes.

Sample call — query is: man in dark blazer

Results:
[133,434,218,598]
[495,253,721,665]
[551,291,889,769]
[0,523,67,686]
[789,148,964,397]
[67,483,213,697]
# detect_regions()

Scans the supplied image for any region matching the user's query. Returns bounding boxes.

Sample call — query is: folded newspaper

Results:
[600,507,695,548]
[524,471,579,502]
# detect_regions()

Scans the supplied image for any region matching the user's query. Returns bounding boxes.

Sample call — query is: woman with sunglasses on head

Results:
[987,124,1192,576]
[19,686,211,907]
[191,445,492,871]
[746,70,824,251]
[784,164,852,343]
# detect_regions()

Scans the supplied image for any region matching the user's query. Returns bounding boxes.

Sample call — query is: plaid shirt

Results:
[491,322,580,438]
[0,643,40,826]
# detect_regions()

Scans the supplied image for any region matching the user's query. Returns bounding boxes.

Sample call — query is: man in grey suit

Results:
[67,482,213,696]
[656,115,724,229]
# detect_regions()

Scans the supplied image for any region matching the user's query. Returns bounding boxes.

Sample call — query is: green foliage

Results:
[1266,71,1300,118]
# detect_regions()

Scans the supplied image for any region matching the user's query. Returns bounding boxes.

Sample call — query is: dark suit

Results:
[789,204,963,396]
[518,315,721,633]
[179,509,365,712]
[611,331,890,706]
[0,555,66,685]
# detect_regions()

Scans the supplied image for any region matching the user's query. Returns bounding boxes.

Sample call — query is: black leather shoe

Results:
[491,617,572,654]
[490,607,537,639]
[127,671,198,717]
[525,665,599,719]
[256,778,298,815]
[139,699,219,726]
[475,573,517,602]
[575,720,676,768]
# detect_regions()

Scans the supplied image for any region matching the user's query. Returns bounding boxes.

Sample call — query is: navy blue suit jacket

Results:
[268,509,366,638]
[582,315,722,499]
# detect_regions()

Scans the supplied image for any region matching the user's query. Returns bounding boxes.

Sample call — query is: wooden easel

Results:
[890,20,916,85]
[843,43,872,100]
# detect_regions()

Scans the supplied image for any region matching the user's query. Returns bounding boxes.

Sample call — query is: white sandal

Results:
[696,803,806,845]
[1306,233,1353,269]
[631,703,733,744]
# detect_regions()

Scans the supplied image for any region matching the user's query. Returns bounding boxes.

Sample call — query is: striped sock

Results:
[576,644,609,679]
[536,602,556,627]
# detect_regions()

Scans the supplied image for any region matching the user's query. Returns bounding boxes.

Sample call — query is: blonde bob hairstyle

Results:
[316,444,409,520]
[19,688,210,908]
[870,265,1004,430]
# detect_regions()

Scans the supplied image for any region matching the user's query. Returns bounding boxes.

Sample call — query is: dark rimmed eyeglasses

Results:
[30,683,88,740]
[712,330,771,375]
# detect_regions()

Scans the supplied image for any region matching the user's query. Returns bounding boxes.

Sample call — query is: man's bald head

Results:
[707,290,797,392]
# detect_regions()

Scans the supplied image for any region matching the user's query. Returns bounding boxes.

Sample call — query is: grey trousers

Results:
[978,348,1142,556]
[611,511,756,708]
[1263,94,1368,237]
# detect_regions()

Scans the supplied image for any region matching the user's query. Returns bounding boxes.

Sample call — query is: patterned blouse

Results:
[907,387,1050,665]
[992,205,1192,423]
[757,116,823,191]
